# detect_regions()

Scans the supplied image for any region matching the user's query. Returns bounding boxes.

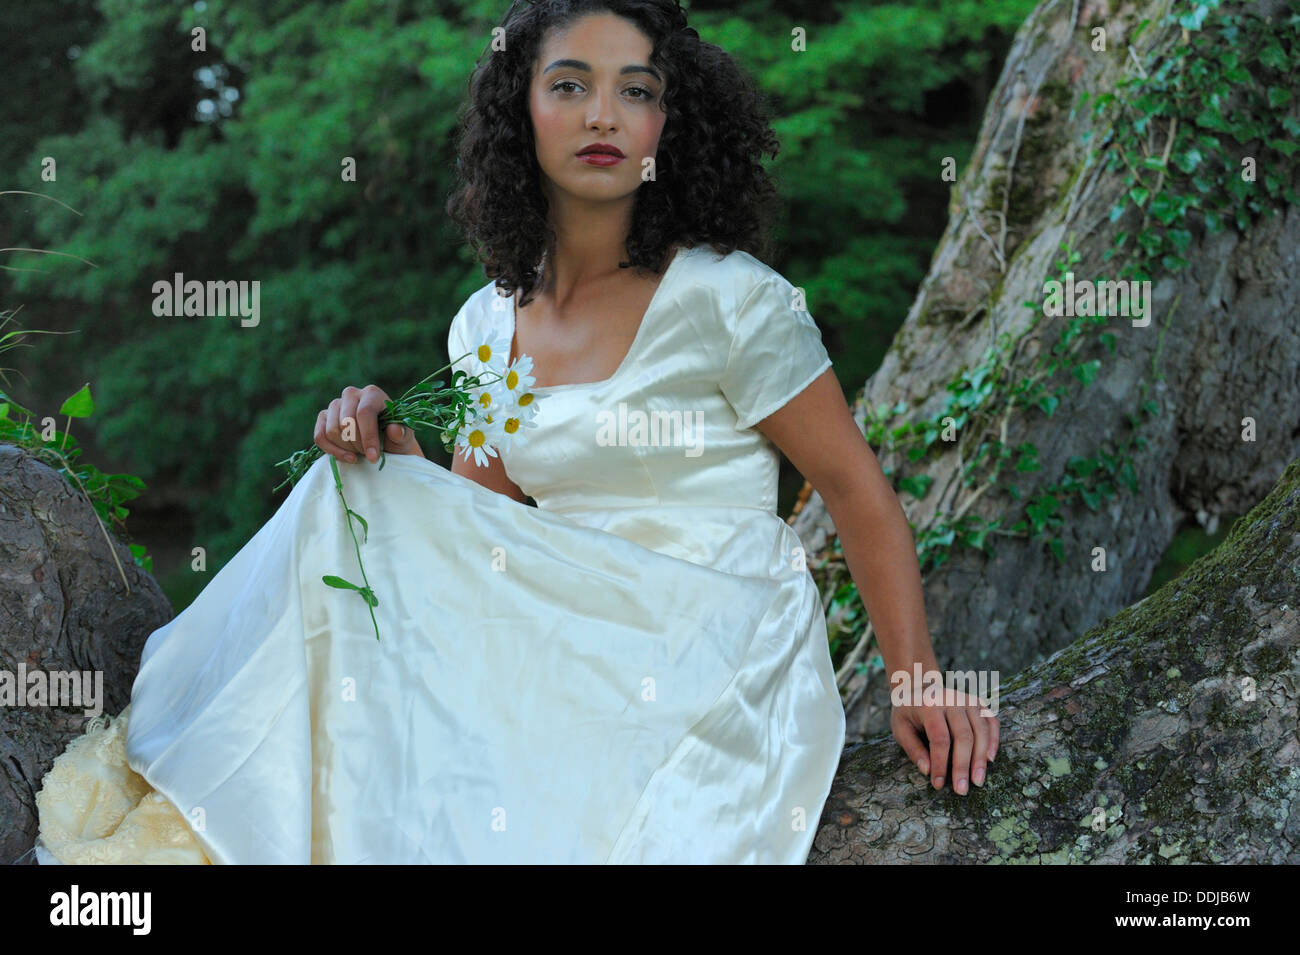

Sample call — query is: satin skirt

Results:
[34,452,844,863]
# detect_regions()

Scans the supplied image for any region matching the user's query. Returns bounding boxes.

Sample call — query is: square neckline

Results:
[508,244,687,392]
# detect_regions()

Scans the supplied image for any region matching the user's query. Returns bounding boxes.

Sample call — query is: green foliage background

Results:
[2,0,1036,609]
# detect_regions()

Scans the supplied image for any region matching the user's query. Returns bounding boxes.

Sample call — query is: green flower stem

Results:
[323,453,382,640]
[277,351,506,641]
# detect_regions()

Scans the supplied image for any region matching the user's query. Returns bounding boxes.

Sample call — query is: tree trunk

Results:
[790,0,1300,741]
[810,454,1300,863]
[0,444,171,864]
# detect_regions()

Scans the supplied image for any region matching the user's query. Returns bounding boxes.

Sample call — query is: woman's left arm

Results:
[754,367,1001,796]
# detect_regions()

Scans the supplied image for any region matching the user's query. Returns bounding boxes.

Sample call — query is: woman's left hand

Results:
[891,689,1000,795]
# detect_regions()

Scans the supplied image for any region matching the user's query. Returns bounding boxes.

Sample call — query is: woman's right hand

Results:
[314,384,425,464]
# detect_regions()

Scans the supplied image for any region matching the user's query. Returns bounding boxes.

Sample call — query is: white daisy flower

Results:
[454,408,505,468]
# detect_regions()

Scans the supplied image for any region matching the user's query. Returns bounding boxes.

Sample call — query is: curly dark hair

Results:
[444,0,783,306]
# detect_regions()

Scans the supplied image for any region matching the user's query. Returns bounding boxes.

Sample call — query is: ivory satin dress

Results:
[32,243,847,864]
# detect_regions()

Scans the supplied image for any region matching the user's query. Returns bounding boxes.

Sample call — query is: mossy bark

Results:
[809,456,1300,863]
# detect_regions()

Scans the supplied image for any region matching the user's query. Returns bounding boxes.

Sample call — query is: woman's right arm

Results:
[450,448,529,505]
[314,383,528,504]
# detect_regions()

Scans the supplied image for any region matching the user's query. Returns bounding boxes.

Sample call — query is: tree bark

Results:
[0,444,171,864]
[810,455,1300,863]
[790,0,1300,741]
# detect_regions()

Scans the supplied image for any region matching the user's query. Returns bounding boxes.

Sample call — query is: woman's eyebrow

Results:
[542,58,662,82]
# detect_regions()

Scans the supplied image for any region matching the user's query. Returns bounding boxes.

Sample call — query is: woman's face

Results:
[528,12,667,206]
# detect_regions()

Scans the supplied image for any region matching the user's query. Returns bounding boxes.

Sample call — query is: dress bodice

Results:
[447,244,833,569]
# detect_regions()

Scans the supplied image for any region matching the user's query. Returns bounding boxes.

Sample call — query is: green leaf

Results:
[899,474,934,499]
[1259,41,1287,71]
[1072,359,1101,385]
[322,574,364,592]
[1173,148,1203,173]
[59,383,95,418]
[1150,192,1180,225]
[348,508,369,543]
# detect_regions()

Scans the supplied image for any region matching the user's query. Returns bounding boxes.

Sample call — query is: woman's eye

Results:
[550,81,654,100]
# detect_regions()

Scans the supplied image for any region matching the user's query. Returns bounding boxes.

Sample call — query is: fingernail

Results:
[973,766,985,785]
[345,453,356,462]
[956,777,968,795]
[367,446,378,461]
[919,759,929,776]
[934,776,944,789]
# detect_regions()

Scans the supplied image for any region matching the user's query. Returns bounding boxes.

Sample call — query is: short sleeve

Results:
[719,272,833,431]
[447,301,471,366]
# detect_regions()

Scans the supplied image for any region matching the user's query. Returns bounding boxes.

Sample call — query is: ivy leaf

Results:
[1178,4,1210,30]
[1173,148,1203,173]
[1072,359,1101,385]
[898,474,934,499]
[1259,41,1287,70]
[1150,192,1180,224]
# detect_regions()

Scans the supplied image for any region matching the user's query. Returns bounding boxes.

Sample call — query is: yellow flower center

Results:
[519,393,534,406]
[476,344,493,362]
[468,429,485,448]
[506,369,518,389]
[478,392,492,408]
[504,418,519,434]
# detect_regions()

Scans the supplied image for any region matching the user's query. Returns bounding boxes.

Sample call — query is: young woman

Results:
[33,0,997,865]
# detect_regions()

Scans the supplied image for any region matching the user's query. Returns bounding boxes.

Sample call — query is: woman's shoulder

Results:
[679,243,795,300]
[676,244,800,328]
[680,243,780,283]
[447,279,511,362]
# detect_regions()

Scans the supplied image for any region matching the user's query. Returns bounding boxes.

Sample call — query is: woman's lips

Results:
[577,152,624,166]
